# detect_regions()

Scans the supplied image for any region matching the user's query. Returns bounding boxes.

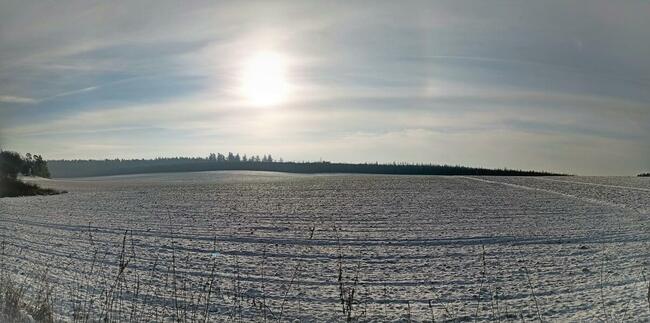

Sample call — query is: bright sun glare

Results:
[241,52,290,107]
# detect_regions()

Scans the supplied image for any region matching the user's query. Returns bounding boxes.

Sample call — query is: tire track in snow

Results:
[533,177,650,193]
[457,176,642,214]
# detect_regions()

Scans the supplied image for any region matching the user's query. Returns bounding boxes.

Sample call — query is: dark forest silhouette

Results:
[0,150,58,197]
[639,173,650,177]
[0,151,51,180]
[47,153,567,178]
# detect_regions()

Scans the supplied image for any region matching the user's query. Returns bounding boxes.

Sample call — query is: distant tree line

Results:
[0,150,50,179]
[46,152,567,178]
[207,153,278,163]
[639,173,650,177]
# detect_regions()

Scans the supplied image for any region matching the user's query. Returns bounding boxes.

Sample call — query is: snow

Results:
[1,172,648,321]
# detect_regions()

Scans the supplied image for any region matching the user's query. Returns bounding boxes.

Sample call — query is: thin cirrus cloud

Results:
[0,96,38,104]
[0,0,649,175]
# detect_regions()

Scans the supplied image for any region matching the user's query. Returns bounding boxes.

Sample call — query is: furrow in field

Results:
[1,173,648,321]
[534,177,650,192]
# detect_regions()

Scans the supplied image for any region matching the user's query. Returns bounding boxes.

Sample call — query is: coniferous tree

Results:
[21,153,33,176]
[0,151,23,180]
[32,155,51,178]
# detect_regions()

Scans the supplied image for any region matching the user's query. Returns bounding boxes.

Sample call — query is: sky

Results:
[0,1,648,175]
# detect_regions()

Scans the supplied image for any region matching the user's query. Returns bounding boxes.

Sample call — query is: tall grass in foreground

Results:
[1,226,649,323]
[1,240,55,323]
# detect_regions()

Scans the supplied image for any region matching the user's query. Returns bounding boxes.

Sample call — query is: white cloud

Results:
[0,95,38,104]
[1,1,649,174]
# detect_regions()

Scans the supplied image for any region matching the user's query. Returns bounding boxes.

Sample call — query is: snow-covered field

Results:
[1,172,649,322]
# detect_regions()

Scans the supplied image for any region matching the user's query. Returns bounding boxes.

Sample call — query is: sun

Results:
[240,52,290,106]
